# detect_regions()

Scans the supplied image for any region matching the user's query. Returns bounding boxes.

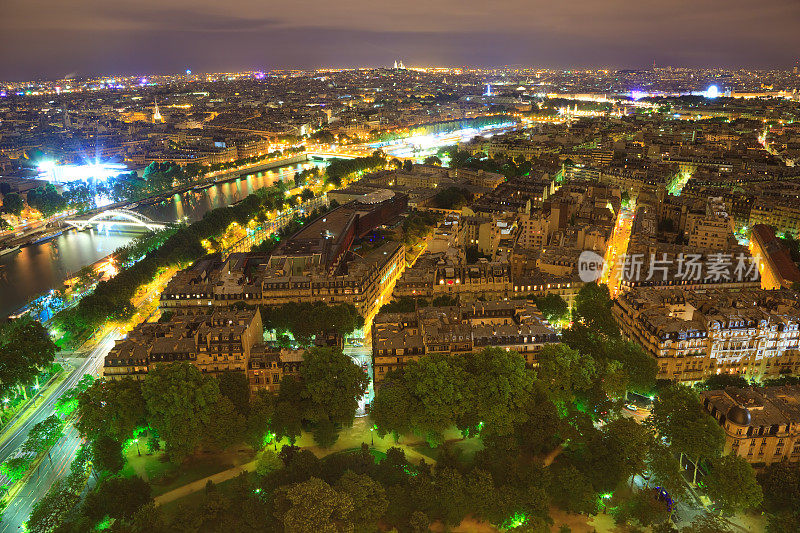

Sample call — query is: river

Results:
[0,161,325,318]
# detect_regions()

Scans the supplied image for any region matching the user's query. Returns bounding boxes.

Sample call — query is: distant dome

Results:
[727,405,751,426]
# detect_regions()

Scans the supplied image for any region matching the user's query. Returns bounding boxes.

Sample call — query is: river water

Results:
[0,161,324,318]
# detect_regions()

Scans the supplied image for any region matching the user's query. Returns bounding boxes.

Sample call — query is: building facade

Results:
[702,385,800,467]
[613,287,800,383]
[371,300,558,384]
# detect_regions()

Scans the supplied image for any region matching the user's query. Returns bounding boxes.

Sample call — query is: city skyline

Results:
[2,0,800,80]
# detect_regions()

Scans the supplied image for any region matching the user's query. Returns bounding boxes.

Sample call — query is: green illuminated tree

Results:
[27,479,80,533]
[0,316,58,396]
[535,344,597,406]
[455,348,534,437]
[535,293,569,324]
[704,454,763,515]
[244,389,274,450]
[270,376,306,445]
[22,415,63,456]
[337,470,388,531]
[91,435,125,476]
[275,477,354,533]
[142,362,223,460]
[302,347,368,428]
[0,457,32,482]
[255,449,283,477]
[216,371,250,416]
[573,282,620,338]
[370,374,415,442]
[76,377,147,444]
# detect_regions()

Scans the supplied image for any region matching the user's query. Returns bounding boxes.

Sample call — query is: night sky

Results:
[1,0,799,80]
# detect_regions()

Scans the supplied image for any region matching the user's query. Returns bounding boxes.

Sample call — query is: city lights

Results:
[36,160,129,183]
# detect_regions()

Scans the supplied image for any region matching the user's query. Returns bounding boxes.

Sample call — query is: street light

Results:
[370,426,374,446]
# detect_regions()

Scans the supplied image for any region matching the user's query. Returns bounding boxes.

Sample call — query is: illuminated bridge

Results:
[65,209,169,232]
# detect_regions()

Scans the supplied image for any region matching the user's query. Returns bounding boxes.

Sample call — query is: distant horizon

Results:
[2,64,798,84]
[2,0,798,81]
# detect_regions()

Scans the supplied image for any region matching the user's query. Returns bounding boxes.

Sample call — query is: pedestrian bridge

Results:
[64,209,169,232]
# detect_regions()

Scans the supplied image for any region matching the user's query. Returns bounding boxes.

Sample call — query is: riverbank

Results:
[0,157,323,319]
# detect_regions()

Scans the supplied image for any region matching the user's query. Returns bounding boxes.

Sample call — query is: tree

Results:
[255,449,283,477]
[646,442,687,502]
[244,389,274,450]
[22,415,63,456]
[142,362,223,460]
[1,457,33,482]
[91,475,153,519]
[573,283,620,338]
[409,511,430,533]
[680,515,732,533]
[275,477,354,533]
[757,460,800,514]
[312,418,340,448]
[216,371,250,416]
[203,396,245,451]
[91,435,125,475]
[301,347,368,427]
[1,192,24,215]
[337,470,388,531]
[626,489,670,527]
[270,376,307,445]
[603,417,652,485]
[371,375,415,442]
[694,373,750,391]
[547,461,597,514]
[130,503,170,533]
[454,348,534,437]
[678,415,726,485]
[536,344,597,406]
[0,316,58,395]
[403,355,468,445]
[423,155,442,166]
[27,479,80,533]
[76,378,147,443]
[704,454,763,515]
[535,294,569,324]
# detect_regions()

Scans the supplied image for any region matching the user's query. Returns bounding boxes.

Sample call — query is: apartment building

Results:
[161,241,404,329]
[613,287,800,383]
[702,385,800,466]
[103,307,263,380]
[750,199,800,237]
[371,300,559,384]
[749,224,800,290]
[246,347,303,394]
[392,253,512,300]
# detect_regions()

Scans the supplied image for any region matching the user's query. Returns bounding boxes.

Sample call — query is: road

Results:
[344,342,373,416]
[0,334,116,466]
[0,333,117,531]
[1,425,83,532]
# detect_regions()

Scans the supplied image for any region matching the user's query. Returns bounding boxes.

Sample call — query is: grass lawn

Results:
[158,474,248,520]
[121,445,237,497]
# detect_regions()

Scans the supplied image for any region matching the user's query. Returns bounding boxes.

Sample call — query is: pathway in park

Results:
[153,417,440,506]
